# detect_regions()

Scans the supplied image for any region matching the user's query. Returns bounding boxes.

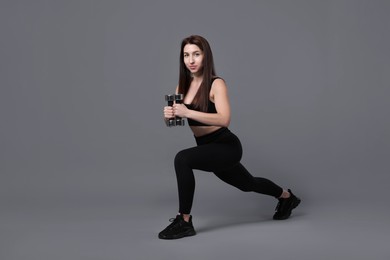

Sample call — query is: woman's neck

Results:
[191,73,203,84]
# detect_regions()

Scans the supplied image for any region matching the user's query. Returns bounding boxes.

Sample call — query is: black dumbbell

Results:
[165,94,185,127]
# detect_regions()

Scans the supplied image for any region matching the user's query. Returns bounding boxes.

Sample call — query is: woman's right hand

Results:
[163,106,174,119]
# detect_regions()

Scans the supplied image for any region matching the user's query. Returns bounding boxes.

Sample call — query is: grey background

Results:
[1,0,389,259]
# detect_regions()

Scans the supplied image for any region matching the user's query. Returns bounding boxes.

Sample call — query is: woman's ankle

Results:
[279,190,291,199]
[180,213,191,222]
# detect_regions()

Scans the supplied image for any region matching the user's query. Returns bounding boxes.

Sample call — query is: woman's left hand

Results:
[172,103,189,118]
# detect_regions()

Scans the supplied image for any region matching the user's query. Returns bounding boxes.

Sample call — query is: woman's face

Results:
[183,44,203,76]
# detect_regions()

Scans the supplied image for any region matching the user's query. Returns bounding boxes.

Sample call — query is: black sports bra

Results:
[184,77,220,127]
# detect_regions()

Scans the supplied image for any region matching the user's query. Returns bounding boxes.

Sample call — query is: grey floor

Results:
[2,176,389,260]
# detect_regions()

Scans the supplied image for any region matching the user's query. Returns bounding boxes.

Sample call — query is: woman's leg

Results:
[213,164,301,220]
[213,163,283,198]
[174,141,242,214]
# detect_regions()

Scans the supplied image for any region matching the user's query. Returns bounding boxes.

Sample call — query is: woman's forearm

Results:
[186,110,230,127]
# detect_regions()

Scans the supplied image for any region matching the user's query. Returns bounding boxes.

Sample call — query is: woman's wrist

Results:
[185,109,192,119]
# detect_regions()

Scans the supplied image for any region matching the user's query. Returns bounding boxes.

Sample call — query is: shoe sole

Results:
[158,229,196,240]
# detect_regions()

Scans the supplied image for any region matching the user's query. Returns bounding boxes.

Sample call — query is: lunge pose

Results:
[159,35,301,240]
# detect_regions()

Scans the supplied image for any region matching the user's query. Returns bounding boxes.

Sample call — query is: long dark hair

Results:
[178,35,216,112]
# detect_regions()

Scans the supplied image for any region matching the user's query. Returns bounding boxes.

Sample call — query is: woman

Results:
[159,35,301,240]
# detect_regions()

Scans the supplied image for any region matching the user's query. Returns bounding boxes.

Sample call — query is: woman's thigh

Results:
[176,142,241,172]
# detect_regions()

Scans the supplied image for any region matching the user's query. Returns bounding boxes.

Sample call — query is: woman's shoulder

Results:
[210,77,228,99]
[211,77,226,89]
[212,76,224,83]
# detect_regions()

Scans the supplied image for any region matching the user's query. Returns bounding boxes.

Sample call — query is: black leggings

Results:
[174,127,283,214]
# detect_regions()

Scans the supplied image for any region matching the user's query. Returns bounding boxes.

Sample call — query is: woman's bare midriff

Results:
[190,125,223,137]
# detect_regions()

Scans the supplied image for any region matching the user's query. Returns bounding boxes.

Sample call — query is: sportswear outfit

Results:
[159,78,300,239]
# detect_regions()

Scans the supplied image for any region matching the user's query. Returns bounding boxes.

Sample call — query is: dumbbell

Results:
[165,94,185,127]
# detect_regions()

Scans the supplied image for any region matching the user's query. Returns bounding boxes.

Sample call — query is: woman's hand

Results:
[163,106,174,119]
[163,104,189,119]
[172,103,189,118]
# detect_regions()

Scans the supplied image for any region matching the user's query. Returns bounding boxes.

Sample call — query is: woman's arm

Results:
[173,79,231,127]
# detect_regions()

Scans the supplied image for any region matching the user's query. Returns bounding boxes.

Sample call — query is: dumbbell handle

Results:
[174,94,185,126]
[165,94,185,127]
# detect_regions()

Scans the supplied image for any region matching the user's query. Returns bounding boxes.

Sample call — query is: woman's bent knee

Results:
[174,150,190,167]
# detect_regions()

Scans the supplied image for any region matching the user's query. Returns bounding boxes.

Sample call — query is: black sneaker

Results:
[158,214,196,239]
[273,189,301,220]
